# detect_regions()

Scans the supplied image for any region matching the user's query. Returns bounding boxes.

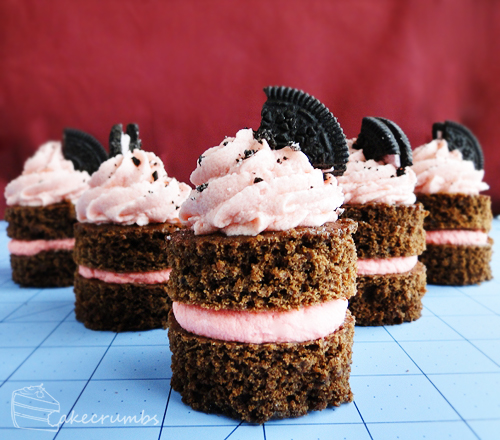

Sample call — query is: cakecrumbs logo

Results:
[11,384,60,432]
[11,384,160,432]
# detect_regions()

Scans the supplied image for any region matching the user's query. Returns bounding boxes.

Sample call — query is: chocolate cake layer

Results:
[167,220,357,311]
[6,202,76,240]
[168,310,354,424]
[419,241,493,285]
[74,274,171,331]
[342,203,427,259]
[74,222,181,272]
[10,250,75,287]
[349,261,427,326]
[416,193,492,231]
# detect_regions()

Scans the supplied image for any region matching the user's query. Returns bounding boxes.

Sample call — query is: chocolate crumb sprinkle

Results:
[198,155,205,165]
[152,171,158,181]
[132,157,141,166]
[175,206,180,210]
[196,183,208,192]
[254,177,263,184]
[243,149,257,159]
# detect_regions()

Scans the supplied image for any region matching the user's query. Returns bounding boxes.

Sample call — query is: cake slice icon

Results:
[11,384,60,431]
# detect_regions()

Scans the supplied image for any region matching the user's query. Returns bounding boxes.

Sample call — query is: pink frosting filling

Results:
[8,238,75,256]
[78,266,172,284]
[172,299,348,344]
[412,139,489,195]
[336,141,417,205]
[76,150,191,226]
[4,141,90,207]
[426,230,489,246]
[357,255,418,275]
[179,129,344,236]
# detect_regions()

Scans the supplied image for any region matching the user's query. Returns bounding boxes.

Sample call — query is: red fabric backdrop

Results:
[1,0,499,216]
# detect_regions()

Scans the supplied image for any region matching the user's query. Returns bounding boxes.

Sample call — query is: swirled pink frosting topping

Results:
[412,139,489,195]
[336,141,417,205]
[4,141,90,207]
[76,150,191,225]
[179,129,345,236]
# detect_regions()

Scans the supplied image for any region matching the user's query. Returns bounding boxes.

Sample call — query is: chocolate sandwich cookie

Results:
[256,86,348,174]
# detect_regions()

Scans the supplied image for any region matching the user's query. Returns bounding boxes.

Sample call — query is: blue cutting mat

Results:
[0,220,499,440]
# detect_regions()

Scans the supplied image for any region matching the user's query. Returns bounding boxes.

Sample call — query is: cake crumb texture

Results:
[74,274,171,331]
[349,261,427,326]
[417,193,492,231]
[74,222,180,272]
[10,250,75,287]
[342,203,427,259]
[168,310,355,424]
[420,241,493,285]
[167,220,358,311]
[5,202,76,240]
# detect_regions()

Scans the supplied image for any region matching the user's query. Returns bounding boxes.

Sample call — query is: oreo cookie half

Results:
[255,86,348,175]
[432,120,483,170]
[62,128,108,175]
[353,117,412,175]
[109,123,142,157]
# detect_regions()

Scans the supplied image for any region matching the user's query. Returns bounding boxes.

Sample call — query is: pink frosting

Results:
[426,229,489,246]
[78,265,172,284]
[8,238,75,256]
[172,299,348,344]
[412,139,489,195]
[336,141,417,205]
[357,255,418,275]
[76,150,191,226]
[4,141,90,207]
[179,129,345,236]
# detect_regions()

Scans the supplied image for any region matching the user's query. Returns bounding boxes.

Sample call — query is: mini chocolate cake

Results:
[6,202,77,287]
[417,193,493,285]
[337,117,427,326]
[168,220,358,423]
[168,87,356,423]
[73,222,180,331]
[4,131,107,288]
[73,124,191,332]
[413,121,493,285]
[343,203,427,325]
